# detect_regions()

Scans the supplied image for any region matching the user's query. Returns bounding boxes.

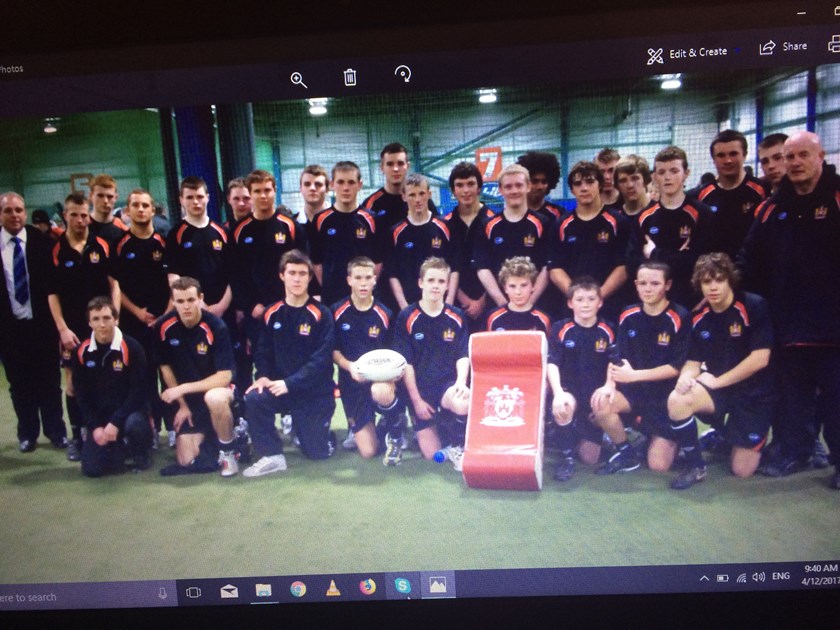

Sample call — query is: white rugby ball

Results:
[355,349,407,382]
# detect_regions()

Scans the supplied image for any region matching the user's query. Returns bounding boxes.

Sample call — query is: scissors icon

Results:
[290,72,309,89]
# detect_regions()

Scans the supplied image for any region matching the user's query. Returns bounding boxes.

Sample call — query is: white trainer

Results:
[342,430,357,450]
[219,450,239,477]
[242,454,288,478]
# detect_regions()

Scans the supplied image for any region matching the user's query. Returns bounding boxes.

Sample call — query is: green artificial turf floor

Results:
[1,377,838,585]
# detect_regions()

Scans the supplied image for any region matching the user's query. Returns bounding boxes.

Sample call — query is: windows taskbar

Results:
[1,561,838,611]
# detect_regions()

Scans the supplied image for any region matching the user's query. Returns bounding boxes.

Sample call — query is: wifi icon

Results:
[736,573,747,583]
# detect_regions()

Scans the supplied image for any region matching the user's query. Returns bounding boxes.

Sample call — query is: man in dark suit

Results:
[0,192,67,452]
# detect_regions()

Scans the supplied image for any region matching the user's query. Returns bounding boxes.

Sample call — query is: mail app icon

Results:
[220,584,239,599]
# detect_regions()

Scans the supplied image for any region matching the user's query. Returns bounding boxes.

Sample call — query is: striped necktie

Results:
[11,236,29,305]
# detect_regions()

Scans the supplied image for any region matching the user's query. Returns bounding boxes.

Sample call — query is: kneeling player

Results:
[591,262,698,483]
[73,297,151,477]
[243,250,336,477]
[667,253,774,485]
[332,257,406,464]
[483,256,551,334]
[390,257,470,470]
[547,279,616,482]
[155,277,238,476]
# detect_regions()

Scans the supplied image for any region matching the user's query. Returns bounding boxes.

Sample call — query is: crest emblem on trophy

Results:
[480,385,526,427]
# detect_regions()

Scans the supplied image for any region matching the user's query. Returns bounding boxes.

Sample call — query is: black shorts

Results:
[697,381,771,451]
[410,379,456,433]
[176,393,214,436]
[572,410,603,445]
[620,385,672,440]
[338,376,376,430]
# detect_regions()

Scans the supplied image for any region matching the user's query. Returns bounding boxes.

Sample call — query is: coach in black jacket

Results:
[0,192,66,452]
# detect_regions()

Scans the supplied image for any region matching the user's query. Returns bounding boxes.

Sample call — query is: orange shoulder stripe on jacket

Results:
[484,215,503,238]
[210,222,228,242]
[557,320,575,341]
[405,308,422,333]
[76,339,91,363]
[619,306,642,326]
[432,217,451,240]
[116,233,131,256]
[372,305,390,328]
[276,213,297,240]
[733,301,750,326]
[597,322,615,344]
[159,316,178,341]
[263,301,285,324]
[333,300,352,321]
[233,217,253,242]
[525,213,544,237]
[199,321,215,344]
[681,204,699,222]
[306,303,322,321]
[665,308,683,331]
[696,184,715,200]
[95,236,110,258]
[638,204,660,226]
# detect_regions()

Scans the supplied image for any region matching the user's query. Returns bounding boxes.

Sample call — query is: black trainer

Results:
[66,439,82,462]
[131,453,151,473]
[596,446,640,475]
[670,465,707,490]
[761,454,812,477]
[553,456,576,482]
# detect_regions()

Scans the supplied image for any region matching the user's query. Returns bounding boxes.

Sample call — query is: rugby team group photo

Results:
[1,128,837,492]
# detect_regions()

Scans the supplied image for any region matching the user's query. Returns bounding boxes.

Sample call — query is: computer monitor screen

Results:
[1,0,838,625]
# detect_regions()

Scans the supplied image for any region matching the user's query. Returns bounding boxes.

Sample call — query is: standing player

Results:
[475,164,550,309]
[166,176,232,319]
[690,130,768,260]
[667,253,774,487]
[362,142,436,233]
[738,131,840,487]
[233,169,305,343]
[390,257,470,469]
[223,177,254,395]
[547,278,616,481]
[242,250,336,477]
[311,161,381,306]
[299,164,329,225]
[549,161,631,320]
[224,177,252,231]
[595,148,623,210]
[154,277,238,476]
[362,143,436,310]
[445,162,492,331]
[614,155,653,218]
[113,189,172,446]
[516,151,564,222]
[88,174,128,247]
[756,133,789,194]
[634,146,713,309]
[73,297,151,477]
[591,262,697,482]
[483,256,551,334]
[0,192,67,453]
[332,257,406,463]
[48,192,119,462]
[389,174,458,309]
